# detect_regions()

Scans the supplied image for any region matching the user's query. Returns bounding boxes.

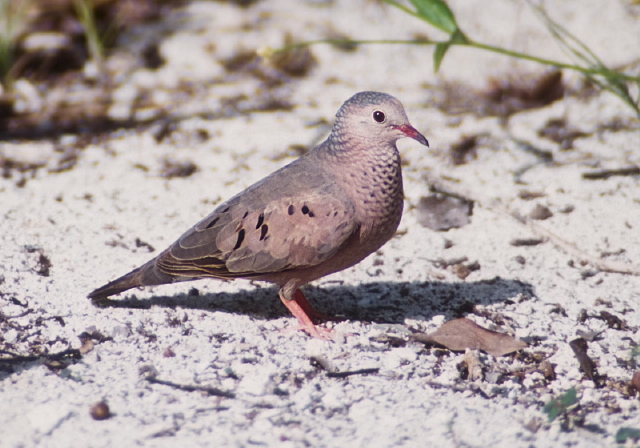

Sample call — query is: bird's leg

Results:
[292,289,338,322]
[279,288,332,339]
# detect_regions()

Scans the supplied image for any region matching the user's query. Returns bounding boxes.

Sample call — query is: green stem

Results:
[466,40,638,82]
[275,38,639,84]
[273,38,432,51]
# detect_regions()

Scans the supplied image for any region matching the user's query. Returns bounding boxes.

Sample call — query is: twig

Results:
[582,167,640,180]
[0,348,82,364]
[327,368,380,378]
[145,377,235,398]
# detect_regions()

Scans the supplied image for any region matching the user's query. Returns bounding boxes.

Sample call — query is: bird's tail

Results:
[87,258,176,302]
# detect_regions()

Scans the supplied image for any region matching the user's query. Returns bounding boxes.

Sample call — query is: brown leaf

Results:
[538,118,589,150]
[631,371,640,392]
[463,350,484,381]
[413,318,527,356]
[529,204,553,221]
[416,195,473,231]
[78,338,95,355]
[159,159,198,179]
[449,135,479,165]
[538,360,556,381]
[569,338,596,381]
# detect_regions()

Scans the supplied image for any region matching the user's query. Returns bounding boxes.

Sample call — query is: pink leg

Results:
[279,289,333,339]
[291,289,338,322]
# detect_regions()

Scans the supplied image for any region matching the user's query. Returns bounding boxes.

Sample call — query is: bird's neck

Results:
[321,138,404,226]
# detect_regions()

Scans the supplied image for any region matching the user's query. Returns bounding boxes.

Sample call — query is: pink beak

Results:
[395,124,429,147]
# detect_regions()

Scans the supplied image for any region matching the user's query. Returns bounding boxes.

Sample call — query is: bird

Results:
[88,91,429,338]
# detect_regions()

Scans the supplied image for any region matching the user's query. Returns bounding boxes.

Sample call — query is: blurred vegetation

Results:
[0,0,32,88]
[275,0,640,117]
[543,387,579,423]
[1,0,637,139]
[386,0,640,117]
[73,0,104,68]
[0,0,175,138]
[0,0,167,87]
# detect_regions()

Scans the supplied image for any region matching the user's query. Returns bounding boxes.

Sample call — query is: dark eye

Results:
[373,110,386,123]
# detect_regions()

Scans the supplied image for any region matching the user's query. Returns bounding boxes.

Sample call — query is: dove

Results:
[88,91,429,338]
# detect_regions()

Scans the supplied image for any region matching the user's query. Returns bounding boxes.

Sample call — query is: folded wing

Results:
[156,192,358,279]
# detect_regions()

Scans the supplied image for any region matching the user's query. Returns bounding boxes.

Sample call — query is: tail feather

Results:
[87,259,175,301]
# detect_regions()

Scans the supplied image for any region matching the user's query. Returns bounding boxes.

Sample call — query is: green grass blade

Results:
[528,1,639,116]
[433,42,449,72]
[74,0,104,63]
[616,427,640,444]
[543,388,578,422]
[408,0,459,34]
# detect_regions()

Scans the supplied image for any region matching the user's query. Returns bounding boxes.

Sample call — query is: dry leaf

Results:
[449,135,479,165]
[569,338,596,381]
[416,194,473,231]
[529,204,553,221]
[464,350,484,381]
[78,338,95,355]
[538,359,556,381]
[631,371,640,392]
[413,318,527,356]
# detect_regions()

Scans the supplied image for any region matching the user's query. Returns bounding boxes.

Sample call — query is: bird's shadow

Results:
[96,277,536,325]
[0,278,535,382]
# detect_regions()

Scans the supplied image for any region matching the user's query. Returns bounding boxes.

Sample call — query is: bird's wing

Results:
[155,191,358,279]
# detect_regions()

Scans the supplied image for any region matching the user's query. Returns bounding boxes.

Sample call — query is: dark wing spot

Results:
[242,211,249,219]
[233,229,245,250]
[222,206,230,213]
[308,211,315,218]
[259,224,268,241]
[205,217,220,229]
[256,213,264,229]
[288,204,295,215]
[301,205,309,215]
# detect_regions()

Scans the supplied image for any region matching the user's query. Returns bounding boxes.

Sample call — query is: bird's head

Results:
[332,91,429,149]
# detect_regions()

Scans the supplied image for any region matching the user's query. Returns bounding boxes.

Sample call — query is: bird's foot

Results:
[292,289,343,322]
[280,289,335,339]
[286,322,334,340]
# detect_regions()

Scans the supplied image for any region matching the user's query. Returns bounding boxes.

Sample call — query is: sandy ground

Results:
[1,0,640,446]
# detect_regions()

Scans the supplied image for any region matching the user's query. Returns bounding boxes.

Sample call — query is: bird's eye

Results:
[373,110,386,123]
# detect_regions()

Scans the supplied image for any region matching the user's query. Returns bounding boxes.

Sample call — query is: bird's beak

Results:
[395,124,429,147]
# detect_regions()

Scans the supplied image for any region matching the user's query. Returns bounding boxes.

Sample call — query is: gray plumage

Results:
[88,91,429,338]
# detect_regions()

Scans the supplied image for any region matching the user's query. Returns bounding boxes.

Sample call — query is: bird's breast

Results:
[336,151,404,244]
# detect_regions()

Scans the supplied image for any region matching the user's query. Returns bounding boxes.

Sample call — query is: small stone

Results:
[90,401,111,420]
[529,204,553,220]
